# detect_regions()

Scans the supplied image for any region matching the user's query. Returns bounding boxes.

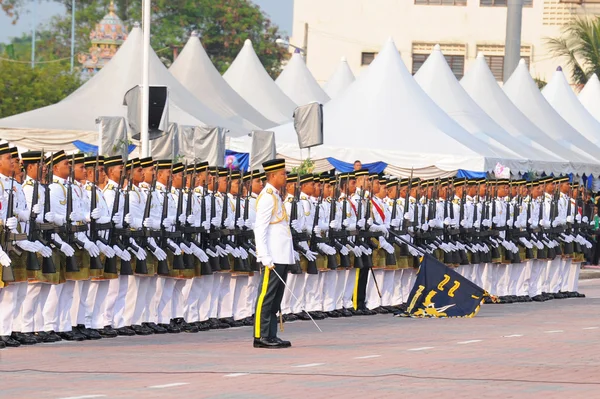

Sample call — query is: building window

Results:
[483,55,530,81]
[480,0,533,6]
[415,0,467,5]
[412,53,465,79]
[361,52,377,66]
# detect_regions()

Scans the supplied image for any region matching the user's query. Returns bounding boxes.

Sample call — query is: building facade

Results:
[290,0,600,85]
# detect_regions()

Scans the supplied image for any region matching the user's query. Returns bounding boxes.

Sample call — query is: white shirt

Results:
[254,183,294,266]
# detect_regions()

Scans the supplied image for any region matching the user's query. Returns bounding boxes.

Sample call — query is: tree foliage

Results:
[0,59,82,118]
[547,16,600,85]
[2,0,288,76]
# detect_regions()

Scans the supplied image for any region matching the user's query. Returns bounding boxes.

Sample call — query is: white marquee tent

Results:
[542,67,600,150]
[413,45,556,171]
[223,39,296,126]
[275,52,331,106]
[323,57,355,100]
[270,38,532,174]
[461,53,580,168]
[578,73,600,124]
[0,26,249,151]
[169,32,276,130]
[503,60,600,166]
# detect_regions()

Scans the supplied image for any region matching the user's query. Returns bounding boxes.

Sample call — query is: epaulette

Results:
[300,195,308,201]
[286,197,293,203]
[266,187,273,195]
[24,180,34,186]
[452,198,459,205]
[410,198,416,204]
[194,188,201,194]
[86,185,92,191]
[106,183,115,191]
[326,197,332,203]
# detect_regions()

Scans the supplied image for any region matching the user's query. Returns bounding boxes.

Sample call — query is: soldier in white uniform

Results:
[253,159,294,349]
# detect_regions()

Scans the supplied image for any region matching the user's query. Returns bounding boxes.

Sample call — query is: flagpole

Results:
[31,0,36,68]
[141,0,151,157]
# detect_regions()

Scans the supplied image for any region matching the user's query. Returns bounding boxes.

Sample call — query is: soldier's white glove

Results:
[379,237,394,254]
[44,211,56,224]
[482,219,492,227]
[421,223,429,232]
[551,219,560,228]
[507,219,514,228]
[303,250,317,262]
[190,243,209,262]
[186,214,197,225]
[89,207,101,221]
[97,241,115,258]
[59,242,75,257]
[162,217,174,229]
[408,245,421,257]
[115,246,131,261]
[225,244,241,258]
[112,245,123,258]
[143,217,161,230]
[329,220,340,230]
[566,215,574,224]
[177,214,186,225]
[293,251,300,262]
[152,246,167,261]
[238,246,249,260]
[540,219,551,229]
[225,218,235,230]
[135,247,147,261]
[317,243,335,256]
[290,219,301,233]
[444,217,451,226]
[535,240,544,250]
[180,242,194,255]
[245,219,254,229]
[6,216,18,231]
[339,245,349,256]
[166,239,182,256]
[313,225,322,236]
[84,240,100,257]
[16,240,38,253]
[32,203,42,215]
[205,247,218,258]
[112,212,123,227]
[236,217,245,229]
[343,219,356,231]
[39,245,53,258]
[492,216,500,225]
[0,249,11,267]
[356,218,366,229]
[350,245,362,257]
[519,237,533,249]
[391,218,401,228]
[211,216,221,227]
[248,248,257,258]
[583,216,589,223]
[576,213,582,223]
[202,220,211,231]
[298,241,310,252]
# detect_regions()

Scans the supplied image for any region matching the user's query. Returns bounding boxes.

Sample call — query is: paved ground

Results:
[2,279,600,399]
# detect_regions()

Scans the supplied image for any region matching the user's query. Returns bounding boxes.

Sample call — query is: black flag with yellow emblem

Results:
[400,254,490,318]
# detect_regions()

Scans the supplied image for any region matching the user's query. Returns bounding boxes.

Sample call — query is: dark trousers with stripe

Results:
[355,267,369,310]
[254,264,289,339]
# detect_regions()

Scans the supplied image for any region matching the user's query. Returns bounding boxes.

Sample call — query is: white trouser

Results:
[342,269,356,309]
[20,283,42,333]
[198,274,214,321]
[365,269,384,310]
[57,280,76,332]
[381,270,395,307]
[528,260,546,297]
[547,258,562,294]
[171,279,187,319]
[157,277,176,324]
[43,284,63,332]
[0,283,22,335]
[130,276,151,326]
[567,261,581,292]
[114,275,135,328]
[334,269,346,310]
[280,273,295,314]
[245,273,260,316]
[183,278,202,323]
[291,273,307,314]
[10,281,29,332]
[218,274,234,319]
[321,270,338,312]
[304,273,321,312]
[392,269,403,306]
[148,276,164,324]
[232,275,252,320]
[102,278,121,327]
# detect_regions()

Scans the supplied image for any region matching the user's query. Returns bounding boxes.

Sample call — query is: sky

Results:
[0,0,294,43]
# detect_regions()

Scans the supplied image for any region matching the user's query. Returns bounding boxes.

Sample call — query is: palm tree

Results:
[547,17,600,85]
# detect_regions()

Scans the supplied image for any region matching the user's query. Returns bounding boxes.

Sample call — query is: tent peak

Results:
[191,30,199,37]
[341,56,347,62]
[433,44,441,51]
[244,39,252,46]
[518,58,526,66]
[557,66,563,72]
[476,51,484,59]
[133,21,140,28]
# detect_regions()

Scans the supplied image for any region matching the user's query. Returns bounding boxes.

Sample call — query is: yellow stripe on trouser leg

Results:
[353,268,360,310]
[254,267,271,339]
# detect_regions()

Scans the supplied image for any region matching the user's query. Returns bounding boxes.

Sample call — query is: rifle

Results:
[26,156,43,271]
[232,171,250,272]
[163,163,184,272]
[64,158,81,273]
[326,176,340,270]
[104,170,130,275]
[207,168,222,272]
[40,154,57,274]
[218,169,232,271]
[1,171,17,282]
[176,163,194,270]
[182,164,199,271]
[120,160,144,275]
[88,156,103,270]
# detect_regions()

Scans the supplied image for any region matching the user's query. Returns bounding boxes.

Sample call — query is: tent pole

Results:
[141,0,151,157]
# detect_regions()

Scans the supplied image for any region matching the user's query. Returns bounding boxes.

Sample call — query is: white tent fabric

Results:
[323,57,355,100]
[503,60,600,166]
[0,26,249,151]
[461,53,579,168]
[169,33,275,131]
[268,38,529,173]
[579,74,600,123]
[275,52,331,106]
[542,68,600,150]
[223,39,296,126]
[413,45,550,171]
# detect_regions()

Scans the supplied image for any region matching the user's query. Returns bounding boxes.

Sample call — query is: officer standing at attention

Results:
[253,159,294,349]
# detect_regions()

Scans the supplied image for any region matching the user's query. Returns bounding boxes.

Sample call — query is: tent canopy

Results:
[275,52,330,106]
[578,73,600,123]
[461,53,578,166]
[271,38,530,173]
[323,57,355,100]
[414,44,543,167]
[0,26,249,151]
[503,60,600,164]
[542,67,600,149]
[169,32,276,130]
[223,39,296,126]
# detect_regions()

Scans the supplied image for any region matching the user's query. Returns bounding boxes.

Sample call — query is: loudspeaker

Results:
[123,85,168,141]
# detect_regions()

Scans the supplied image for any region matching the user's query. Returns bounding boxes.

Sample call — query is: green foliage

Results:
[534,77,547,90]
[292,158,315,175]
[2,0,288,77]
[0,59,82,118]
[546,16,600,85]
